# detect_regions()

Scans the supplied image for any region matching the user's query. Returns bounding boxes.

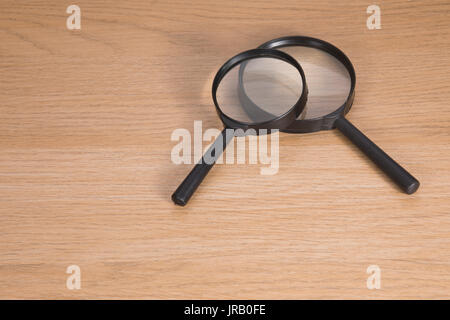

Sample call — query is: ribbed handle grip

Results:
[335,117,419,194]
[172,128,233,206]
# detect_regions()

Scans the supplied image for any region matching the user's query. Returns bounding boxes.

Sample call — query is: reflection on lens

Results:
[280,46,351,119]
[216,57,302,124]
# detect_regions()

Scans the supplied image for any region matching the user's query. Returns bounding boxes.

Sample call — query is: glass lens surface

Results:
[279,46,351,119]
[216,57,303,124]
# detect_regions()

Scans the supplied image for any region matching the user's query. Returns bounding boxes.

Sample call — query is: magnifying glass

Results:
[239,36,420,194]
[172,49,308,206]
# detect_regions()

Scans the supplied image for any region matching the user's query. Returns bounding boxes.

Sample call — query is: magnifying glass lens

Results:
[280,46,351,119]
[216,57,304,124]
[173,49,308,205]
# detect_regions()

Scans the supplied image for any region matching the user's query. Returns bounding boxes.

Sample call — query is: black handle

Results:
[335,117,420,194]
[172,128,233,206]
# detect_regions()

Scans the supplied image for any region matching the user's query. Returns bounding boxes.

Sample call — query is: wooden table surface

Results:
[1,0,449,299]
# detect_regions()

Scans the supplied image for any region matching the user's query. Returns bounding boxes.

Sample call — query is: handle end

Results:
[172,192,188,206]
[405,180,420,195]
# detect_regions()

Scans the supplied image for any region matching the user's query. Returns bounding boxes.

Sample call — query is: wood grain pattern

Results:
[0,0,449,299]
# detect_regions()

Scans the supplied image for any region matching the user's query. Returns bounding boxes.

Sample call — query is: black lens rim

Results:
[212,48,308,131]
[238,36,356,133]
